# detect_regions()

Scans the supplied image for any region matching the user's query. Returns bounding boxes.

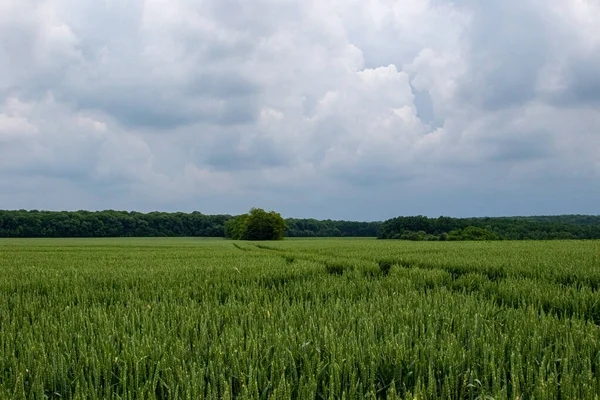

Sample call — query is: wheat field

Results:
[1,238,600,399]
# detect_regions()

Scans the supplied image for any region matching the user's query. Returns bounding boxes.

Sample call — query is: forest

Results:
[0,210,380,238]
[377,215,600,240]
[285,218,381,237]
[1,210,599,240]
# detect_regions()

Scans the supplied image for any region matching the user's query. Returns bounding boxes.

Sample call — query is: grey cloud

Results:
[555,53,600,106]
[0,165,94,183]
[62,64,262,129]
[457,1,553,110]
[203,138,289,171]
[411,86,441,129]
[485,132,554,163]
[2,0,263,130]
[454,0,600,112]
[185,74,259,98]
[327,165,418,187]
[73,87,259,129]
[206,0,301,34]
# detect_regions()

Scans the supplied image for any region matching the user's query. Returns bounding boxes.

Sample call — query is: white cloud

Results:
[0,0,598,218]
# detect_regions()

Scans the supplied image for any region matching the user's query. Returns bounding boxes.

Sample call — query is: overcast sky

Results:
[1,0,599,220]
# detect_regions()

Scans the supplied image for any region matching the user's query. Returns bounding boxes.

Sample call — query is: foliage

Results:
[392,230,439,241]
[285,218,382,237]
[0,210,230,238]
[247,208,287,241]
[3,210,599,241]
[224,208,286,241]
[224,214,249,240]
[2,238,600,398]
[0,210,381,238]
[447,226,499,241]
[379,214,600,241]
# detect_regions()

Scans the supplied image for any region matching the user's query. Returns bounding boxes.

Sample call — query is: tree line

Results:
[0,210,381,238]
[1,210,599,240]
[0,210,230,238]
[377,215,600,241]
[286,218,381,237]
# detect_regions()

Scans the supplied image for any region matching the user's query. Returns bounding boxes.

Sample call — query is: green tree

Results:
[224,208,286,241]
[224,214,250,240]
[458,226,498,241]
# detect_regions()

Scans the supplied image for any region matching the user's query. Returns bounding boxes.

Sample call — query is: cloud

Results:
[0,0,599,219]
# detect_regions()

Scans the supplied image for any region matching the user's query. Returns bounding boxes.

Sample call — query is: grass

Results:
[1,238,600,399]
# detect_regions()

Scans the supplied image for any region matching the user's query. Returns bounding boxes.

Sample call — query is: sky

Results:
[1,0,599,221]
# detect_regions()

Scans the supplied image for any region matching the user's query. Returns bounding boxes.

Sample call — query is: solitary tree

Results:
[224,208,286,240]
